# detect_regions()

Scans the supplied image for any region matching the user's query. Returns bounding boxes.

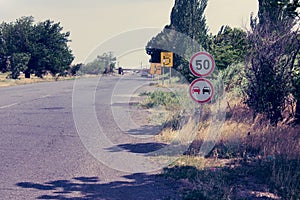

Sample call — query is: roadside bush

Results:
[220,62,247,95]
[79,61,104,75]
[163,111,189,131]
[140,90,180,110]
[139,90,193,131]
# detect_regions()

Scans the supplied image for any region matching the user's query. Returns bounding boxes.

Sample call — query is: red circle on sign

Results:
[189,78,214,104]
[189,52,215,77]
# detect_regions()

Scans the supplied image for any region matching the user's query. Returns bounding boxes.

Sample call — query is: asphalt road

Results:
[0,75,180,200]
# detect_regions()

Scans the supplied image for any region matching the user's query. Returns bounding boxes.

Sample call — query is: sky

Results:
[0,0,258,68]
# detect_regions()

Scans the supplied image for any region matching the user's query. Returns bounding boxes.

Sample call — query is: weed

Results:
[160,95,300,199]
[139,90,180,110]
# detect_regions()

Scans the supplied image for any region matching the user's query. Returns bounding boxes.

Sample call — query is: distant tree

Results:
[97,51,116,73]
[0,28,7,71]
[70,63,82,76]
[80,59,102,75]
[208,26,248,70]
[146,0,209,82]
[80,52,116,75]
[245,0,299,125]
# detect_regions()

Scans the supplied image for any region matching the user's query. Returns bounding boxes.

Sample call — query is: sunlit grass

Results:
[154,91,300,199]
[0,72,85,87]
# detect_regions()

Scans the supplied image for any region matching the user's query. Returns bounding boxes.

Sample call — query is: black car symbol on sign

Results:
[203,86,211,95]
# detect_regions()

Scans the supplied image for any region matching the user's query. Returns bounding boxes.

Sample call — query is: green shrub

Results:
[220,62,247,96]
[140,90,180,110]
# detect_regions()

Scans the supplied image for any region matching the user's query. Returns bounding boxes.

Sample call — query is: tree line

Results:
[0,16,120,78]
[0,16,75,79]
[146,0,300,125]
[79,52,116,75]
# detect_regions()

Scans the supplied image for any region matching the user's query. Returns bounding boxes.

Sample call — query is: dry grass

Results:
[0,73,79,87]
[158,93,300,199]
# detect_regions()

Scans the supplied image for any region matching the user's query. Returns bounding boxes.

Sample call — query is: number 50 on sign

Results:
[189,52,215,77]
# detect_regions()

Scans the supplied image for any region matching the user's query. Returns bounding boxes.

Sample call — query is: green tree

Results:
[10,53,30,79]
[292,50,300,122]
[169,0,208,49]
[0,16,34,74]
[70,63,82,76]
[80,52,116,75]
[146,0,209,82]
[0,29,6,71]
[0,16,74,79]
[97,51,116,73]
[209,26,248,70]
[28,19,74,78]
[245,0,299,125]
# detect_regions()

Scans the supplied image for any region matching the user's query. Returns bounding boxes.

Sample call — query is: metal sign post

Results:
[162,62,165,85]
[169,67,171,84]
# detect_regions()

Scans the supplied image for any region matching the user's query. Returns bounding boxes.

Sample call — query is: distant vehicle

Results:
[203,86,211,95]
[140,69,149,77]
[192,86,201,94]
[118,67,124,75]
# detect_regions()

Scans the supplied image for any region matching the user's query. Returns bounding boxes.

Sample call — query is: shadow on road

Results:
[105,142,167,154]
[126,125,162,136]
[16,173,179,200]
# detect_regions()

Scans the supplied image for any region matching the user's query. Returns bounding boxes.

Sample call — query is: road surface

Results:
[0,75,180,199]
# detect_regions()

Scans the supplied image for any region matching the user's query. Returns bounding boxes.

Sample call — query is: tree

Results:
[208,26,248,70]
[28,19,74,78]
[80,52,116,75]
[97,51,116,73]
[0,16,34,74]
[169,0,209,49]
[10,53,30,79]
[0,16,74,79]
[70,63,82,76]
[0,28,6,71]
[146,0,209,82]
[292,50,300,122]
[245,0,299,125]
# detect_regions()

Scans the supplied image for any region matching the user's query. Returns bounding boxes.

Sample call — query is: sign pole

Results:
[162,65,164,85]
[169,67,171,84]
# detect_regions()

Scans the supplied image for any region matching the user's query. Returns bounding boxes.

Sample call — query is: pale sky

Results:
[0,0,258,68]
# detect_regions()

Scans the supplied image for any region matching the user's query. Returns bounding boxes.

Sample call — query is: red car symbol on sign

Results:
[189,78,214,104]
[192,86,201,94]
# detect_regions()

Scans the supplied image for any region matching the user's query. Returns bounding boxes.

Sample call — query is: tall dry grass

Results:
[162,94,300,199]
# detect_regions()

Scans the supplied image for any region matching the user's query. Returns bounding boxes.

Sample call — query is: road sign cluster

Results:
[150,52,173,75]
[149,51,215,103]
[189,52,215,104]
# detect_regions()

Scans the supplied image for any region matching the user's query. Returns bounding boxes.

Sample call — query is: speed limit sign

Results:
[189,52,215,77]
